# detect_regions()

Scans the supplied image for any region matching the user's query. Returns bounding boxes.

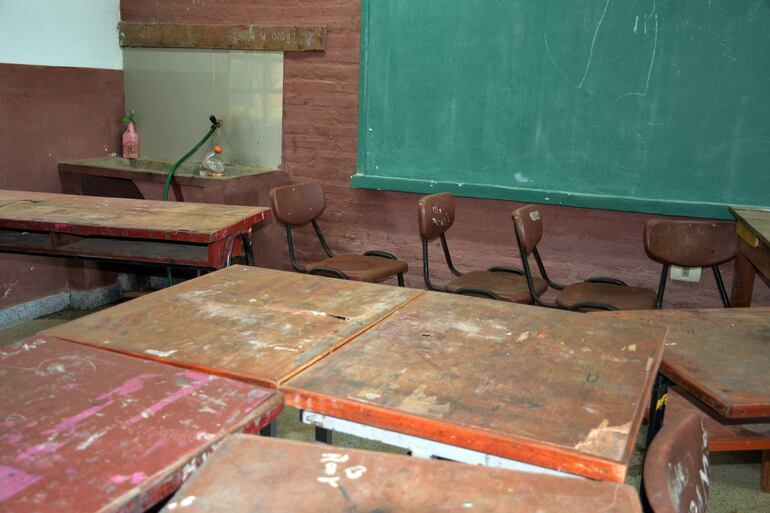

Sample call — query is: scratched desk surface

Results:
[732,207,770,247]
[0,189,270,243]
[0,336,282,513]
[46,266,422,387]
[283,291,666,482]
[595,308,770,419]
[161,435,642,513]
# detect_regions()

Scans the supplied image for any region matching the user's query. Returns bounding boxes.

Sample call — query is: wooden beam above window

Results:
[119,23,327,52]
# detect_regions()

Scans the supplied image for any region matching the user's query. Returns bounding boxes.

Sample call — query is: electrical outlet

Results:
[670,266,702,283]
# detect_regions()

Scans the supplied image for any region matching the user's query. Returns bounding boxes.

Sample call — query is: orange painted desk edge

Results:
[279,313,666,483]
[282,388,635,483]
[661,360,770,419]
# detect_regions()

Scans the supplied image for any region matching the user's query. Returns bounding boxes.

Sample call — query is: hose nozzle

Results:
[209,115,222,129]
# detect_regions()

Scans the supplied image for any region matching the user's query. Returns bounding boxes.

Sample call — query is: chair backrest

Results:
[644,220,736,267]
[511,205,544,255]
[418,193,455,241]
[270,182,326,227]
[644,413,710,513]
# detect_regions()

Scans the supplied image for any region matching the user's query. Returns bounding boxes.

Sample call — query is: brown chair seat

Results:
[665,387,770,493]
[304,254,408,283]
[644,412,710,513]
[556,282,657,311]
[511,205,657,311]
[445,271,548,303]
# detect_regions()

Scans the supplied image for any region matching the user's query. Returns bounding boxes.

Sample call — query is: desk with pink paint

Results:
[0,336,282,513]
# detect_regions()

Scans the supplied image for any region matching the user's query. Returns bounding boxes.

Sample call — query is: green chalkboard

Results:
[352,0,770,219]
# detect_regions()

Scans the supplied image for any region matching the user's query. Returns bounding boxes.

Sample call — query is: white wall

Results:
[123,49,283,168]
[0,0,122,70]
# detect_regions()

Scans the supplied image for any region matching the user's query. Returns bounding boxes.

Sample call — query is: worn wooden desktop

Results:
[596,308,770,419]
[160,435,642,513]
[0,336,282,513]
[731,207,770,307]
[283,291,666,483]
[45,266,422,387]
[0,189,271,268]
[594,307,770,492]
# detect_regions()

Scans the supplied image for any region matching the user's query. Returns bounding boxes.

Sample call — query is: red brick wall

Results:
[0,64,124,309]
[121,0,768,307]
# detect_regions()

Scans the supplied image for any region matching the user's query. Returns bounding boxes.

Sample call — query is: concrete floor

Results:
[1,308,768,513]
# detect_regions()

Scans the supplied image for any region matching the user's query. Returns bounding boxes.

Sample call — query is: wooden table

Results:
[283,291,666,483]
[45,265,422,388]
[595,308,770,419]
[594,307,770,492]
[159,435,642,513]
[0,336,282,513]
[730,207,770,307]
[0,189,271,269]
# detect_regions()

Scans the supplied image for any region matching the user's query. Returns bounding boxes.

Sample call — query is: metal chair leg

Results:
[240,232,254,266]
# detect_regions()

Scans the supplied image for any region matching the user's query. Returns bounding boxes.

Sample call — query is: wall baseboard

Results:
[0,283,123,328]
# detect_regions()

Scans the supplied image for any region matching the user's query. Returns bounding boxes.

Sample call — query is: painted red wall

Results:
[119,0,764,308]
[0,64,124,308]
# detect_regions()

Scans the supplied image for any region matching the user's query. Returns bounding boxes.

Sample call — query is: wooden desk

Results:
[45,266,422,387]
[0,336,282,513]
[0,189,271,268]
[730,207,770,306]
[594,307,770,493]
[160,435,642,513]
[283,291,666,482]
[595,308,770,419]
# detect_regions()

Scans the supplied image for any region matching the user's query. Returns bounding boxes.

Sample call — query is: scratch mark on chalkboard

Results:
[616,14,659,101]
[718,34,737,63]
[543,32,572,83]
[578,0,611,89]
[634,16,639,34]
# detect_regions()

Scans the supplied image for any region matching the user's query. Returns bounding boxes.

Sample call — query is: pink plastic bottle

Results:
[122,122,140,159]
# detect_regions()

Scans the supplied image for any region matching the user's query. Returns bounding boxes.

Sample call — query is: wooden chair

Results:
[644,220,737,308]
[644,412,710,513]
[418,193,544,302]
[270,182,408,285]
[511,205,657,311]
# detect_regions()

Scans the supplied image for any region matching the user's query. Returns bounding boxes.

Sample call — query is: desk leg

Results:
[315,427,333,444]
[645,373,670,448]
[731,246,756,307]
[641,373,670,513]
[240,232,254,266]
[260,421,277,437]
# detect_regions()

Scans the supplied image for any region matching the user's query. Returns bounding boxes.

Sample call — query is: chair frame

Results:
[653,262,731,309]
[515,241,628,312]
[644,219,736,309]
[285,219,405,286]
[421,232,524,300]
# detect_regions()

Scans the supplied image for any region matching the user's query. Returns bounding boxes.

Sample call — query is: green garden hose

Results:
[162,115,221,284]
